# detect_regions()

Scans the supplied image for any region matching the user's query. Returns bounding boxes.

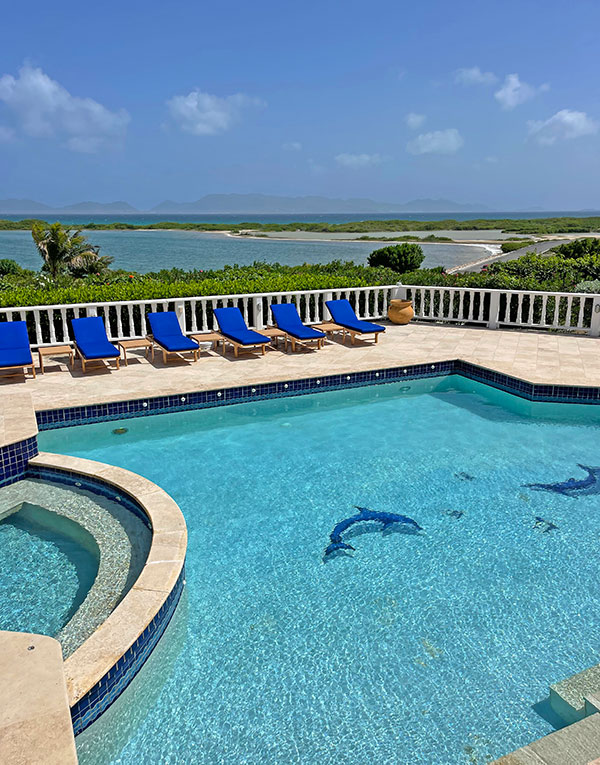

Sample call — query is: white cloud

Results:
[494,73,549,110]
[167,90,264,136]
[407,128,464,155]
[405,112,425,129]
[528,109,599,145]
[0,65,129,152]
[454,66,497,86]
[283,141,302,151]
[334,152,382,168]
[0,125,14,142]
[485,155,499,163]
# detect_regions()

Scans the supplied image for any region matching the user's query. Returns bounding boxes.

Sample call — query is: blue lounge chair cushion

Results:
[147,312,199,352]
[270,303,326,341]
[71,317,120,359]
[214,307,270,346]
[0,321,33,367]
[325,299,385,334]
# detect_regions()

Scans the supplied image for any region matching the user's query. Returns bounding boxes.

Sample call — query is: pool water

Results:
[40,375,600,764]
[0,502,100,637]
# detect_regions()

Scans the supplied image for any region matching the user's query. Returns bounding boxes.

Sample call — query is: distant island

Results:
[0,194,492,215]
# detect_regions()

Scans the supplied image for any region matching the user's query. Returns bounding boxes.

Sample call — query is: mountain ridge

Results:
[0,194,492,215]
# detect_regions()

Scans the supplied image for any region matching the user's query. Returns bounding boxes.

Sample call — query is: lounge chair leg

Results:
[262,344,265,355]
[116,357,120,370]
[162,350,167,364]
[234,346,238,358]
[31,364,36,379]
[82,359,86,373]
[375,333,379,343]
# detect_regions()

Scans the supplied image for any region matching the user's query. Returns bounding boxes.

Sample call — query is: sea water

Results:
[1,229,494,273]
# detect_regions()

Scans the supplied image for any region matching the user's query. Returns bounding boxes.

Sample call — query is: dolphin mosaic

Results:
[524,464,600,497]
[324,506,422,558]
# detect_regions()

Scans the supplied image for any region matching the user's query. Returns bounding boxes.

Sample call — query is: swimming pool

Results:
[40,374,600,763]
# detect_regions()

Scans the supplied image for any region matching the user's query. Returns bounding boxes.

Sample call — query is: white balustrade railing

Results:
[4,283,600,347]
[396,285,600,336]
[0,285,399,348]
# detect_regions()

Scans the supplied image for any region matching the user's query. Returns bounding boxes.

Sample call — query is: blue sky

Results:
[1,0,598,210]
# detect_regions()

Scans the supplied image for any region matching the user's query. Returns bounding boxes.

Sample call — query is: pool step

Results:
[493,712,600,764]
[550,665,600,725]
[0,630,77,764]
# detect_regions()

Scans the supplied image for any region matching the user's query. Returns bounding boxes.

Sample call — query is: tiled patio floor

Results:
[1,322,599,411]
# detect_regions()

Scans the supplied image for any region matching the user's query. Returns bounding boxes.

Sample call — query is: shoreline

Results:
[220,229,503,265]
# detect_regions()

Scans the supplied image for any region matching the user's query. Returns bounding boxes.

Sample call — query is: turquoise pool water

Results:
[0,502,100,637]
[40,375,600,764]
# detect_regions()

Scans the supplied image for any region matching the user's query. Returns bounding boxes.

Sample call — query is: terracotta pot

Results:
[387,299,414,325]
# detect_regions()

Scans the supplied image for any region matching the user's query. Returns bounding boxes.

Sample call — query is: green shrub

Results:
[553,238,600,259]
[0,259,22,275]
[367,243,424,273]
[575,280,600,293]
[500,240,534,253]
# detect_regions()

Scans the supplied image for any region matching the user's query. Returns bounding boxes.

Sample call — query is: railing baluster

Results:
[48,309,57,344]
[565,297,573,328]
[577,297,586,329]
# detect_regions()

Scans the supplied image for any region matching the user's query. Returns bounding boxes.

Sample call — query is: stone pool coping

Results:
[28,452,187,714]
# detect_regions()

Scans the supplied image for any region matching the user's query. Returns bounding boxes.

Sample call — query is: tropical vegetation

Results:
[2,215,600,235]
[0,259,399,308]
[401,238,600,293]
[31,222,113,279]
[367,243,425,273]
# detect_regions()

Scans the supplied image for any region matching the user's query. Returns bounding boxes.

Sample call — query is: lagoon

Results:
[0,230,495,274]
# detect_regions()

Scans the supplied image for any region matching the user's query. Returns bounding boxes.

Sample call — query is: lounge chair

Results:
[71,316,120,372]
[146,311,200,364]
[324,299,386,344]
[213,307,271,357]
[0,321,35,378]
[270,303,326,352]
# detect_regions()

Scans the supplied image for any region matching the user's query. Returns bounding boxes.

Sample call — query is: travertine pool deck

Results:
[1,322,599,411]
[0,631,77,764]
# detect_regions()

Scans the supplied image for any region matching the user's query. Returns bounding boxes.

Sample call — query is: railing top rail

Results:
[0,284,398,315]
[401,284,597,299]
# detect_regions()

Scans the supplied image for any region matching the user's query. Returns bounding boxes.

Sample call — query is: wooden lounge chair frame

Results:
[0,360,36,379]
[75,345,120,373]
[283,333,325,352]
[145,334,199,364]
[315,321,381,345]
[217,333,268,358]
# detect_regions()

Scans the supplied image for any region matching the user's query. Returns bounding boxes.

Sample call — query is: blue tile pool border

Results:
[0,435,38,487]
[69,567,185,735]
[18,464,185,736]
[25,463,152,529]
[33,360,600,431]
